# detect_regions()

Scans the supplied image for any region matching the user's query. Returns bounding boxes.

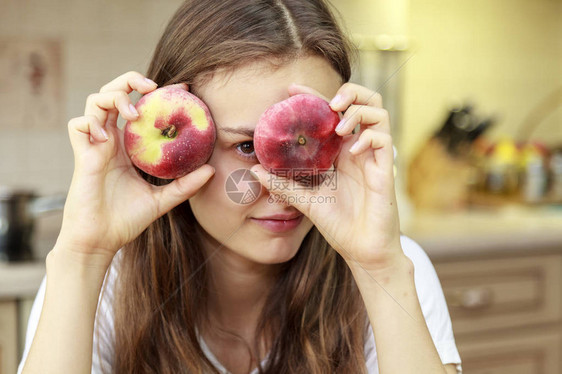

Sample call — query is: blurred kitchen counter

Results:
[401,204,562,259]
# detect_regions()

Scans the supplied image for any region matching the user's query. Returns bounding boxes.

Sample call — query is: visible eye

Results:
[235,140,257,160]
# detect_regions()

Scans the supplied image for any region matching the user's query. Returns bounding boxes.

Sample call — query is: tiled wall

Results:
[1,0,184,193]
[0,0,184,258]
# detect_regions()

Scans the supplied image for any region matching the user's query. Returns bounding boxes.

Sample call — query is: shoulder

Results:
[96,249,125,322]
[91,249,125,372]
[400,234,434,274]
[399,235,451,325]
[399,235,444,312]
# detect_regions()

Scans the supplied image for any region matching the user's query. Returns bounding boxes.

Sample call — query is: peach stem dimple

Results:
[298,135,306,145]
[162,125,177,138]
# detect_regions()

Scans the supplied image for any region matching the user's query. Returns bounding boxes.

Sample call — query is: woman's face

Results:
[188,55,342,267]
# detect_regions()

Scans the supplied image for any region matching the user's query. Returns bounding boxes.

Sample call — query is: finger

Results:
[153,164,216,217]
[349,130,394,171]
[99,71,158,94]
[329,83,383,112]
[67,115,109,152]
[84,91,139,127]
[105,110,119,131]
[335,105,390,136]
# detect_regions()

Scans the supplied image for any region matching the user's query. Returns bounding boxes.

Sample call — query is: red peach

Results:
[124,86,216,180]
[254,94,342,179]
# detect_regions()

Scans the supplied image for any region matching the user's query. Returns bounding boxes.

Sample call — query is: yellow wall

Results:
[402,0,562,162]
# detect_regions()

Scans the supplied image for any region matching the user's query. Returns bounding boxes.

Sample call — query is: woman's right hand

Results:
[55,71,215,264]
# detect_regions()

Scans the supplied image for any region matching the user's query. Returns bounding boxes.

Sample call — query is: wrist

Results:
[44,245,114,310]
[48,241,115,274]
[346,253,413,281]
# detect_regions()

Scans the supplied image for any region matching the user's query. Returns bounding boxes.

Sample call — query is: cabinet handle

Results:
[449,287,494,310]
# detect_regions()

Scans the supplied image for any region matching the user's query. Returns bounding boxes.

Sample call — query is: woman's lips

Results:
[250,214,304,233]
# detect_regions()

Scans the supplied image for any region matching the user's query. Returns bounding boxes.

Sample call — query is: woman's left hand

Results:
[250,82,404,272]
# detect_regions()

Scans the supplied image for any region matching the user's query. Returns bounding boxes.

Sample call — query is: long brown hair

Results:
[104,1,368,373]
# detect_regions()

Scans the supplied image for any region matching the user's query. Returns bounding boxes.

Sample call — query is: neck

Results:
[199,228,281,337]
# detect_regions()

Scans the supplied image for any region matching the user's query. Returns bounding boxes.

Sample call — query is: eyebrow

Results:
[218,126,255,138]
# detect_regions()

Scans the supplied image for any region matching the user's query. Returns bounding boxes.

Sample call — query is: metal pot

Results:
[0,187,66,262]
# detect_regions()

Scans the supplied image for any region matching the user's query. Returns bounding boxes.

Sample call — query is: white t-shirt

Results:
[17,235,462,373]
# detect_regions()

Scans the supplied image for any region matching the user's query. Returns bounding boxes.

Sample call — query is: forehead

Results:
[193,56,343,136]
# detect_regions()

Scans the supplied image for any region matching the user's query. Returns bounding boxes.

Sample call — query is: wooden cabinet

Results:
[433,253,562,373]
[457,328,561,374]
[0,262,45,374]
[0,300,18,374]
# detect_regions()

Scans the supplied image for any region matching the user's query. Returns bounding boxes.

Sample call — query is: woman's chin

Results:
[247,239,301,265]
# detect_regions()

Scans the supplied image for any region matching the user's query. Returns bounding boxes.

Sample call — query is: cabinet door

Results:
[434,254,562,335]
[457,328,561,374]
[0,300,17,374]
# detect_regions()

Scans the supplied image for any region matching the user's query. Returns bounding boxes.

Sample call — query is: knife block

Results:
[407,137,473,211]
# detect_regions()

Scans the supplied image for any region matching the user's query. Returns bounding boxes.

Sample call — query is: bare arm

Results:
[20,71,215,374]
[250,82,455,372]
[348,253,448,374]
[21,249,112,373]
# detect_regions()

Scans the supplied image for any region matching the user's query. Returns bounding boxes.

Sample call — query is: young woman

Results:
[18,0,462,373]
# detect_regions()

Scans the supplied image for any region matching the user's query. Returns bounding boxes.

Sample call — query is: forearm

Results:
[22,245,113,374]
[348,252,446,374]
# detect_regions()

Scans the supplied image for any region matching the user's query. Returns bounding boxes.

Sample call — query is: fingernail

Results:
[330,94,343,108]
[129,104,139,117]
[144,78,157,86]
[100,128,109,140]
[349,141,360,153]
[335,119,346,133]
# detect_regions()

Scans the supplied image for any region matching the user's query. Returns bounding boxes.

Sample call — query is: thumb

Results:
[154,164,215,216]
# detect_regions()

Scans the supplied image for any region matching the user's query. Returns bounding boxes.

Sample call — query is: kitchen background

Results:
[1,0,562,373]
